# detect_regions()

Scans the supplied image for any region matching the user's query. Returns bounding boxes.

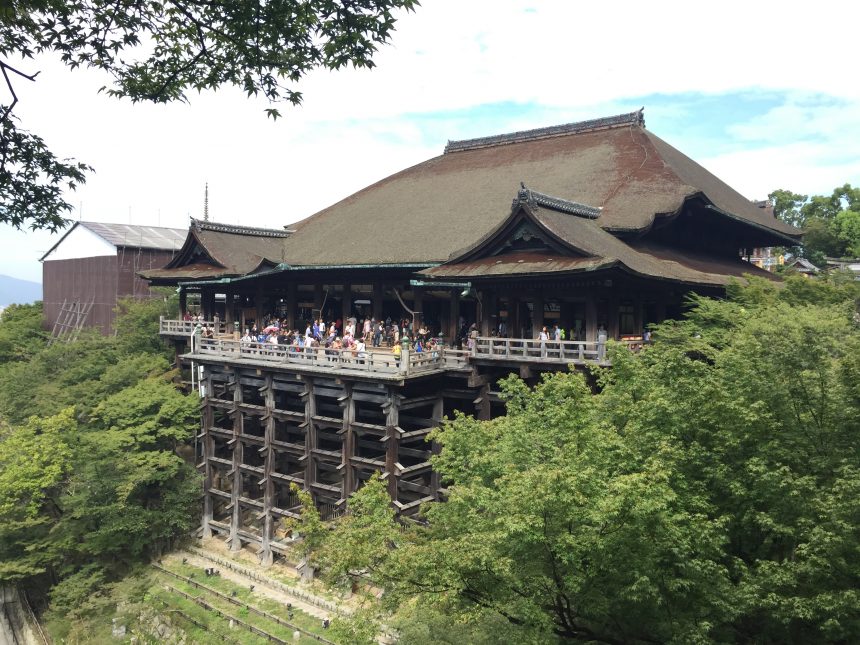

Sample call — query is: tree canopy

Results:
[309,274,860,644]
[771,183,860,263]
[0,294,199,618]
[0,0,418,231]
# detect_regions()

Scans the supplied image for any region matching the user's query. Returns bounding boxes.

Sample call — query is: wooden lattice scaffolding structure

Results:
[49,298,95,344]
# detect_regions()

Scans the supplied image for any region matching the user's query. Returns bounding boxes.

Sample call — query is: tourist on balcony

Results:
[354,338,367,363]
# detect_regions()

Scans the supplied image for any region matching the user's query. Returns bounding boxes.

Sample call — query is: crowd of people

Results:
[187,313,447,360]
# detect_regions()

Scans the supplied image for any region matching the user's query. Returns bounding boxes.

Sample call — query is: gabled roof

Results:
[280,109,800,267]
[420,186,779,288]
[139,219,290,282]
[39,221,187,261]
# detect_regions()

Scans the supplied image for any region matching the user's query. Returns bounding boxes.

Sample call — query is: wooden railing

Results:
[473,337,602,362]
[473,337,643,364]
[162,319,643,370]
[191,338,458,377]
[160,317,232,336]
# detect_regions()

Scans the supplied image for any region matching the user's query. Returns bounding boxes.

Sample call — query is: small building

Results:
[41,221,187,335]
[784,257,820,276]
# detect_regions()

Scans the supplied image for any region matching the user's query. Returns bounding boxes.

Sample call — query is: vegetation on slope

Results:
[295,274,860,644]
[0,294,200,630]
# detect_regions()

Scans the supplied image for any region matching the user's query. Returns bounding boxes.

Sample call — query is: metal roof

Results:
[80,221,188,249]
[39,221,189,262]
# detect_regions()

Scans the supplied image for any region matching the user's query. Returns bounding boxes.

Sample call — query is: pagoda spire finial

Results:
[203,182,209,221]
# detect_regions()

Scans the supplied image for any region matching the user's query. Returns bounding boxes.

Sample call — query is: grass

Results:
[42,562,338,645]
[156,560,334,643]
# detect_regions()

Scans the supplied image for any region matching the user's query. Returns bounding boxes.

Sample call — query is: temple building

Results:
[144,110,802,564]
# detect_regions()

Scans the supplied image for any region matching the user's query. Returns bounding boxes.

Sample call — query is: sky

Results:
[2,0,859,283]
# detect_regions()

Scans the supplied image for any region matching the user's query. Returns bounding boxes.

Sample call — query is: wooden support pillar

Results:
[655,295,667,324]
[254,284,265,328]
[301,377,318,502]
[585,296,598,343]
[510,296,520,338]
[634,293,644,336]
[202,289,215,320]
[286,282,297,331]
[179,289,188,316]
[341,383,356,501]
[224,288,235,326]
[228,368,243,552]
[608,294,619,340]
[384,389,401,502]
[476,382,491,421]
[342,283,352,326]
[531,292,544,339]
[430,396,443,499]
[260,374,275,567]
[372,282,384,321]
[480,290,496,337]
[448,291,460,344]
[314,284,324,319]
[201,369,214,538]
[412,286,424,326]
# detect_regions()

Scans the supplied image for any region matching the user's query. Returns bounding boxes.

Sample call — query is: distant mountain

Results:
[0,274,42,307]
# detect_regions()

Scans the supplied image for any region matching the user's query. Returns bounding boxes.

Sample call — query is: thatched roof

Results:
[281,110,799,267]
[420,187,778,287]
[139,219,290,282]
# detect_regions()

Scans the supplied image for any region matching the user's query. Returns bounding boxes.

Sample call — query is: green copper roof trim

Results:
[176,262,439,287]
[273,262,438,270]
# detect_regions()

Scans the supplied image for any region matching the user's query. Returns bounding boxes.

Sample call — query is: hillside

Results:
[0,274,42,307]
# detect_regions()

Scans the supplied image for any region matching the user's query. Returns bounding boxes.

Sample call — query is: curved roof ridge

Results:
[515,183,602,219]
[444,109,645,154]
[191,218,292,238]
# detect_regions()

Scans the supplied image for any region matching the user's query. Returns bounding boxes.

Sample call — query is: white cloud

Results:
[3,0,859,282]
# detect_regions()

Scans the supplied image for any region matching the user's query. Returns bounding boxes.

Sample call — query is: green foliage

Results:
[0,296,176,423]
[769,188,808,228]
[0,115,92,232]
[0,301,46,364]
[600,285,860,642]
[285,483,326,559]
[0,294,199,614]
[311,278,860,643]
[0,409,75,583]
[0,0,418,230]
[772,183,860,262]
[113,290,178,357]
[316,472,398,588]
[328,607,381,645]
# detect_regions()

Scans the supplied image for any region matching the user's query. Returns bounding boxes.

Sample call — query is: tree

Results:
[769,188,808,229]
[315,472,399,589]
[0,0,418,231]
[385,375,731,644]
[0,409,75,584]
[772,184,860,263]
[316,276,860,643]
[0,294,200,612]
[0,301,45,363]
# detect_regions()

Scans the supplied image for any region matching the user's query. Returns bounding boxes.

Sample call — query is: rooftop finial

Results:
[204,182,209,222]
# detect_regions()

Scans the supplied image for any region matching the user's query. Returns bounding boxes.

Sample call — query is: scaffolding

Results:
[49,298,95,344]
